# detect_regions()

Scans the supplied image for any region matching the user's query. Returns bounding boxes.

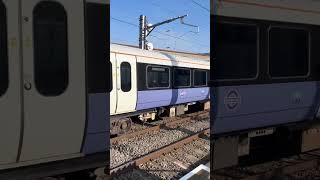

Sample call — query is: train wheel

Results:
[110,118,132,135]
[119,118,132,134]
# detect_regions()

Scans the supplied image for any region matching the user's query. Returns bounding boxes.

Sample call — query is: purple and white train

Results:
[110,44,210,135]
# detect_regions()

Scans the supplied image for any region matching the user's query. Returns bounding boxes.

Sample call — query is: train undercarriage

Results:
[110,101,210,136]
[212,120,320,170]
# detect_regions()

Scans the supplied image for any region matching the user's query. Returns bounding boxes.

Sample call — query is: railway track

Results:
[111,110,209,144]
[110,112,209,168]
[109,111,210,179]
[212,149,320,180]
[110,128,210,180]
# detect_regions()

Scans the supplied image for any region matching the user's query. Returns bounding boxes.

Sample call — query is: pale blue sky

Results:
[111,0,210,53]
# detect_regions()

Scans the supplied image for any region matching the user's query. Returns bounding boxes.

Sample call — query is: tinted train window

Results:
[33,2,68,96]
[213,23,258,80]
[194,70,207,87]
[269,27,309,77]
[0,2,8,96]
[86,3,110,93]
[147,66,170,89]
[121,62,131,92]
[174,68,191,87]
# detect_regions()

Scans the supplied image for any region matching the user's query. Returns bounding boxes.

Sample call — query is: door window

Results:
[33,2,68,96]
[120,62,131,92]
[0,2,8,96]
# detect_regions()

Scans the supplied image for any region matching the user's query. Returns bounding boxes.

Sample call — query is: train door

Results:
[110,53,117,114]
[115,54,137,113]
[19,0,86,161]
[0,0,21,165]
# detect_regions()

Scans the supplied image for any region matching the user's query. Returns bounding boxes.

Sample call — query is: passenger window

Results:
[147,66,170,89]
[269,27,309,77]
[0,2,8,96]
[33,2,68,96]
[194,70,207,87]
[213,23,258,80]
[120,62,131,92]
[174,68,191,87]
[86,2,110,93]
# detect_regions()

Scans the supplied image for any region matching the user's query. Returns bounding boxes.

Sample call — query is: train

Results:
[110,44,210,135]
[211,0,320,169]
[0,0,109,179]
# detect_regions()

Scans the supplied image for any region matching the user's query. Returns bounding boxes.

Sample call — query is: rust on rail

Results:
[111,111,209,144]
[135,128,210,165]
[110,125,161,144]
[109,128,210,176]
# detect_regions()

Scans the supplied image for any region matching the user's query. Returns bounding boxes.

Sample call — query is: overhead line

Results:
[111,16,209,48]
[111,17,138,27]
[191,0,210,12]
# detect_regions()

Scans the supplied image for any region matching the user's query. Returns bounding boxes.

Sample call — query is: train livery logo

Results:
[292,92,302,104]
[224,90,241,111]
[180,90,187,96]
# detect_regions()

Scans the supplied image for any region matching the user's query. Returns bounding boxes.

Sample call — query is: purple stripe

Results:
[213,108,315,134]
[211,81,319,134]
[136,87,209,110]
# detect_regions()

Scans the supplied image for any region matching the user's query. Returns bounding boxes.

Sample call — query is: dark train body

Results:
[211,0,320,169]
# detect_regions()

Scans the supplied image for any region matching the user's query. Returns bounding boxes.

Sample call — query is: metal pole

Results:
[139,15,146,49]
[139,14,197,50]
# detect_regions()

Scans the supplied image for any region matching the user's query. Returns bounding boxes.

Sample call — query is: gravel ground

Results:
[178,120,209,133]
[283,167,320,180]
[110,118,209,168]
[112,138,210,180]
[129,123,148,133]
[212,155,320,180]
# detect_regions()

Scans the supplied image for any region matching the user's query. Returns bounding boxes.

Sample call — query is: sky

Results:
[110,0,210,54]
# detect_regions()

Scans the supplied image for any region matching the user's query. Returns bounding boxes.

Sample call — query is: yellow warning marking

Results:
[9,37,17,48]
[24,36,32,48]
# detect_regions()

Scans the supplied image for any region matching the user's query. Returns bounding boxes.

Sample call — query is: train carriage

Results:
[0,0,109,179]
[110,44,210,135]
[211,0,320,169]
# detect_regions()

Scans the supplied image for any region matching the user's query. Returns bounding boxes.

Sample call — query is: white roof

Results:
[213,0,320,25]
[110,44,210,70]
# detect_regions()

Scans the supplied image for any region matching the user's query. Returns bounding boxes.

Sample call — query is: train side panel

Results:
[0,0,109,176]
[0,0,21,165]
[136,87,209,110]
[213,82,318,134]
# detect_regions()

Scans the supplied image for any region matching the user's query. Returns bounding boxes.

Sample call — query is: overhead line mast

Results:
[139,14,199,50]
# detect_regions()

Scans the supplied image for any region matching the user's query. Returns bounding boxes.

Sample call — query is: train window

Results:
[174,68,191,88]
[33,2,68,96]
[0,2,8,97]
[269,27,309,77]
[147,66,170,89]
[121,62,131,92]
[194,70,207,87]
[86,2,110,93]
[213,23,258,80]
